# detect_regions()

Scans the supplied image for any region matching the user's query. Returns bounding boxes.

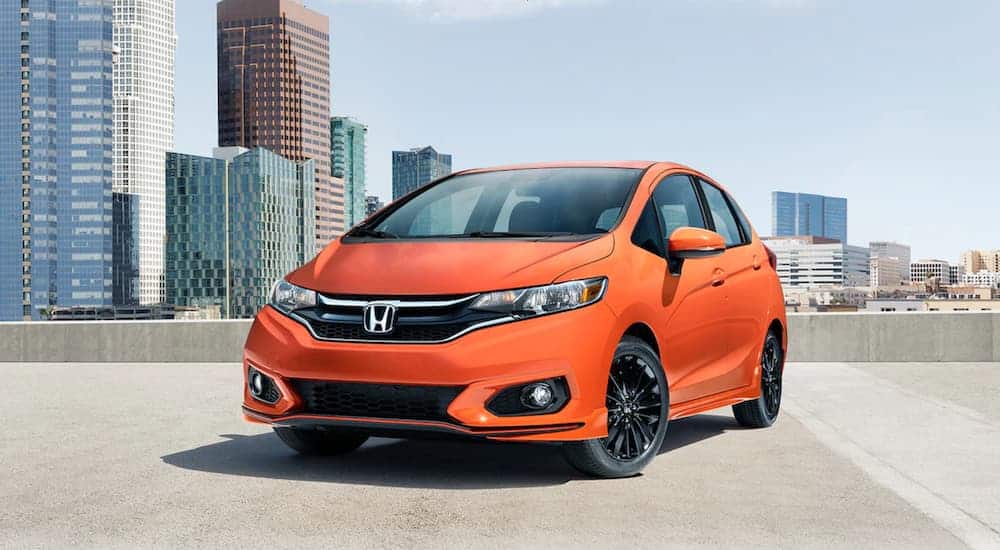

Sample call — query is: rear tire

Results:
[273,427,369,456]
[732,330,783,428]
[562,336,669,478]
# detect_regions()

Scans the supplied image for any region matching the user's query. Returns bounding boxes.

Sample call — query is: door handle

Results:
[752,254,762,271]
[711,268,726,287]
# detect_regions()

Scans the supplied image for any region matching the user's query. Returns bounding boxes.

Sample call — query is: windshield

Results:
[356,167,643,239]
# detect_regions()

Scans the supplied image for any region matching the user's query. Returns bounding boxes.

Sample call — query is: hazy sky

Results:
[175,0,1000,261]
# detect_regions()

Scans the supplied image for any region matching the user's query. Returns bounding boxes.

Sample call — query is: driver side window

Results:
[652,174,708,238]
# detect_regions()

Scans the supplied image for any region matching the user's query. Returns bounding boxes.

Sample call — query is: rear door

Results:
[695,179,765,392]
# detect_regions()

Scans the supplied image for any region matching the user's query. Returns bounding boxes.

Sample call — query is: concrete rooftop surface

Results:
[1,362,998,549]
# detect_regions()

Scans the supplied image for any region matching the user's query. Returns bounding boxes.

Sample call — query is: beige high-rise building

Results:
[961,249,1000,274]
[217,0,342,247]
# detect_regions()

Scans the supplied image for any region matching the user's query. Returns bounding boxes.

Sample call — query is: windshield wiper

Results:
[350,227,399,239]
[458,231,575,239]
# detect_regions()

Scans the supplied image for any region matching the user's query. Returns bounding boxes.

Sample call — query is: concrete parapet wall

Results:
[785,312,998,362]
[1,312,997,363]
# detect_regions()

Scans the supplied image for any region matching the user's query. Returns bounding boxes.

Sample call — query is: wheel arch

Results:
[767,318,786,353]
[623,321,660,361]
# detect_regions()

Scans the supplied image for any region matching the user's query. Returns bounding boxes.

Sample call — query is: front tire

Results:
[732,330,783,428]
[273,427,369,456]
[562,336,669,478]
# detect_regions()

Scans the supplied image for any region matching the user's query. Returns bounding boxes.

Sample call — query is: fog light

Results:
[521,383,555,410]
[247,366,280,404]
[487,377,570,417]
[249,371,264,397]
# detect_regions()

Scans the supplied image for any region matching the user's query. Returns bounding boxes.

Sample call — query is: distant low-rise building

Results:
[910,259,954,286]
[365,195,384,217]
[869,241,911,287]
[925,300,1000,312]
[870,256,906,288]
[763,236,870,288]
[392,146,452,199]
[785,286,869,312]
[949,264,966,286]
[165,147,316,319]
[944,286,995,300]
[865,299,928,313]
[963,271,1000,288]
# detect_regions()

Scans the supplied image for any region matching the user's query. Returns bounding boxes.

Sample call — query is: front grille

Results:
[292,293,509,343]
[307,320,474,342]
[290,380,463,422]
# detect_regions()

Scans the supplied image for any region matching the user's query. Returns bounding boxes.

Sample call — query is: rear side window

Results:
[697,180,743,247]
[651,175,707,239]
[726,192,754,243]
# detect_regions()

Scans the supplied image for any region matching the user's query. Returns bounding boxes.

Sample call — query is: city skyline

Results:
[170,0,1000,263]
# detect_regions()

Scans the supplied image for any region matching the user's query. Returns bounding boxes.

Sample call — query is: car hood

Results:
[287,235,615,296]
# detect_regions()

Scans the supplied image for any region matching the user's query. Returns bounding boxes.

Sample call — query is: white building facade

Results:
[763,237,870,288]
[911,260,954,285]
[963,271,1000,288]
[113,0,177,304]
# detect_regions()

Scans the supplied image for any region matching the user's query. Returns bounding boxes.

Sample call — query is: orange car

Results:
[243,162,787,477]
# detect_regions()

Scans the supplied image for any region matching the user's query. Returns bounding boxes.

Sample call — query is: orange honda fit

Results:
[243,161,787,477]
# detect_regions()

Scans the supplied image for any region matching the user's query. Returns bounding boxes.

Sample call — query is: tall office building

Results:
[217,0,339,247]
[392,146,452,199]
[1,0,116,321]
[113,0,177,304]
[771,191,848,243]
[331,116,367,228]
[165,148,316,319]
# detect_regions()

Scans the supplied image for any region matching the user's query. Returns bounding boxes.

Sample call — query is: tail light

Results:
[763,244,777,270]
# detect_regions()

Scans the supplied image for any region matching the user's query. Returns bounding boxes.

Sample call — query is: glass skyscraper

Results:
[771,191,848,243]
[165,148,316,319]
[330,116,367,228]
[392,146,452,200]
[1,0,115,321]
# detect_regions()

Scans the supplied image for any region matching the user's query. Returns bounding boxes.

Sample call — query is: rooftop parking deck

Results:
[1,360,997,548]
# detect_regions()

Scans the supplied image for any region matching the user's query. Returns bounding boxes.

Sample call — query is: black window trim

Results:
[630,196,666,259]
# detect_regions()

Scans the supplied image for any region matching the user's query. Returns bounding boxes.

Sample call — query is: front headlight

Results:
[470,277,607,318]
[269,280,316,314]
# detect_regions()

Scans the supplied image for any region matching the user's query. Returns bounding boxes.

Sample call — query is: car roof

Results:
[456,160,692,175]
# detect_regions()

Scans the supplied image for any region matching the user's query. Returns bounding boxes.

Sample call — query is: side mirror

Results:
[667,227,726,260]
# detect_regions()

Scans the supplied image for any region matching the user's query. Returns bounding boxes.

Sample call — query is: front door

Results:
[650,174,730,404]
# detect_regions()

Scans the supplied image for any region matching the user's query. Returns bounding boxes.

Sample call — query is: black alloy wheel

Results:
[562,336,669,478]
[604,352,664,460]
[760,335,782,418]
[733,330,784,428]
